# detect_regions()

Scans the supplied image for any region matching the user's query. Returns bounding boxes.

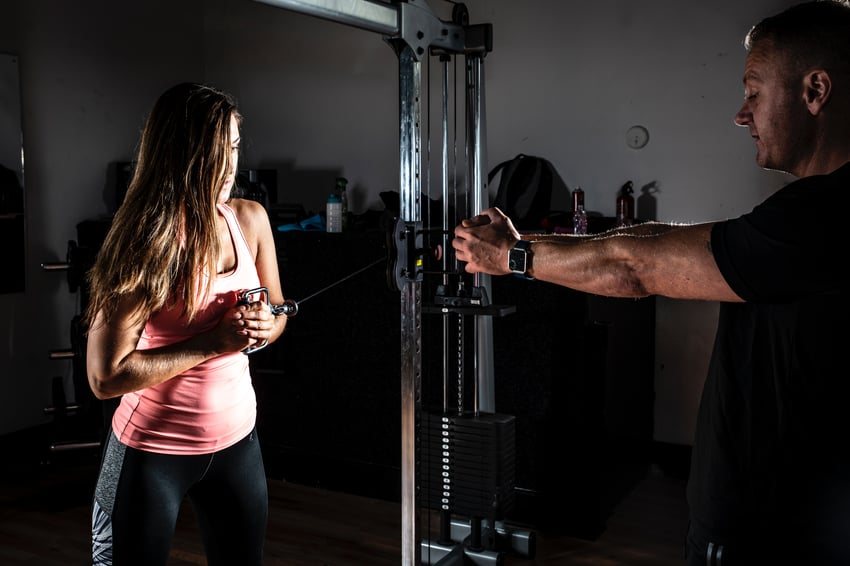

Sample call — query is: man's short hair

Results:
[745,1,850,80]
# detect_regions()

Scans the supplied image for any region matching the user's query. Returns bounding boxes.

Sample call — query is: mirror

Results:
[0,53,24,293]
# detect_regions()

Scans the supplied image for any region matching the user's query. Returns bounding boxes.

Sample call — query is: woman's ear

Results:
[803,69,832,115]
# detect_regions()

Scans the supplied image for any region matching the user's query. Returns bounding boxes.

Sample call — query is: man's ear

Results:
[803,69,831,115]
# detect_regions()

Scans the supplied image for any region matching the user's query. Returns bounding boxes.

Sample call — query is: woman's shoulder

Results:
[228,197,268,225]
[227,198,272,249]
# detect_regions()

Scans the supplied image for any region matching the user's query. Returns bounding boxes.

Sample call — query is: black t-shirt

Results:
[688,161,850,556]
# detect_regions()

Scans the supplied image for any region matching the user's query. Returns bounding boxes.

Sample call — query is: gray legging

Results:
[92,428,268,566]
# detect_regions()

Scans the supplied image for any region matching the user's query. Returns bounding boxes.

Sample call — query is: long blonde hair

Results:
[84,82,242,329]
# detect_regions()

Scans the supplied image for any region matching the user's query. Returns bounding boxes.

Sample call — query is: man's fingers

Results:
[460,213,493,228]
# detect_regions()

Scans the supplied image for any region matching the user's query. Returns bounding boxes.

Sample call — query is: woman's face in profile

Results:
[218,114,241,204]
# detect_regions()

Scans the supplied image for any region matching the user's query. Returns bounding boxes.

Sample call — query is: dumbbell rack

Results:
[40,219,112,454]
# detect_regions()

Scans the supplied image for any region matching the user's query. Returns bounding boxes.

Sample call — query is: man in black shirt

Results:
[453,2,850,563]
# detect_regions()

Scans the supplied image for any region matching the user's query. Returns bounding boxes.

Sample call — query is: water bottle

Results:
[326,193,342,233]
[336,177,350,231]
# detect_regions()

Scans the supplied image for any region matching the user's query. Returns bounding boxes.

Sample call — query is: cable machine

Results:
[253,1,533,563]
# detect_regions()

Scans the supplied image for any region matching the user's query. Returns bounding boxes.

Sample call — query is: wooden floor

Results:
[0,448,687,566]
[0,449,689,565]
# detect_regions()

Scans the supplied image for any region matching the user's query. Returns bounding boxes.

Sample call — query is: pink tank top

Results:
[111,203,261,455]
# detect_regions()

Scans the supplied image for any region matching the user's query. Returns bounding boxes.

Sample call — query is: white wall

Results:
[0,0,799,446]
[0,0,205,435]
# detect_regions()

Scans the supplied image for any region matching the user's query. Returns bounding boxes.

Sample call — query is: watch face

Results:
[509,248,526,273]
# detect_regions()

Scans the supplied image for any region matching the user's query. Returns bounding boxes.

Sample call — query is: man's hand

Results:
[452,207,521,275]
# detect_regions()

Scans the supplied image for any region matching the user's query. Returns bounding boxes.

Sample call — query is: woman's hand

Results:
[233,297,275,351]
[206,295,274,354]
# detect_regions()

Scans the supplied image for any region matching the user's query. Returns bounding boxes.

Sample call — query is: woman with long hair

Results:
[84,82,288,565]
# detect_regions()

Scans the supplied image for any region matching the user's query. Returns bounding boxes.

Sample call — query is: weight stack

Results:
[421,412,516,519]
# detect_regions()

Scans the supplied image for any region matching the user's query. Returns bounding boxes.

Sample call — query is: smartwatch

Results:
[508,240,534,280]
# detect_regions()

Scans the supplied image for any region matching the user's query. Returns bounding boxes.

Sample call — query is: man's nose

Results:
[734,104,751,127]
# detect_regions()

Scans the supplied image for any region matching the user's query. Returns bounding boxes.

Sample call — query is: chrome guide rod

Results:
[441,57,450,413]
[467,54,495,415]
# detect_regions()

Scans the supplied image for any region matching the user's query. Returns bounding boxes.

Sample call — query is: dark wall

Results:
[491,276,655,537]
[253,229,401,499]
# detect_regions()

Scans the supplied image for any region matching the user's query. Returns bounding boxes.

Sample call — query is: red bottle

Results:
[616,181,634,227]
